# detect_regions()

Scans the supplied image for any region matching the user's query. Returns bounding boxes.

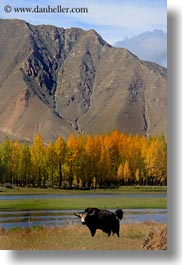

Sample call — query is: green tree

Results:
[19,142,31,186]
[10,141,21,185]
[46,141,57,188]
[30,134,46,187]
[55,136,66,188]
[0,138,12,183]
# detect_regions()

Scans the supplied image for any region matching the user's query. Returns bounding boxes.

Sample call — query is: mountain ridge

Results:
[0,19,167,142]
[114,29,167,67]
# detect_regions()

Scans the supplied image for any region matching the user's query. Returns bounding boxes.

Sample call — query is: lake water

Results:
[0,193,167,229]
[0,208,167,229]
[0,193,166,200]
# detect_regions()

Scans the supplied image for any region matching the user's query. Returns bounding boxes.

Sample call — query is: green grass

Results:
[0,196,167,211]
[0,185,167,195]
[0,223,167,250]
[0,185,167,210]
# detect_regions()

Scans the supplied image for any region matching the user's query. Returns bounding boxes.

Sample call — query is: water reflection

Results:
[0,209,167,229]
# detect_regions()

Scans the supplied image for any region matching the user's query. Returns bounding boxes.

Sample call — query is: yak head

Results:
[74,208,96,225]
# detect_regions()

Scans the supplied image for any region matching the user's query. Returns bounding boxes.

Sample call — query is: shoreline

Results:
[0,185,167,196]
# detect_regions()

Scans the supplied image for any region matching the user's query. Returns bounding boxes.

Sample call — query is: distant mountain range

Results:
[0,19,167,143]
[114,30,167,67]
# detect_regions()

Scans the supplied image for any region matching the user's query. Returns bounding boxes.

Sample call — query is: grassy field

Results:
[0,185,167,210]
[0,196,167,210]
[0,185,167,195]
[0,222,167,250]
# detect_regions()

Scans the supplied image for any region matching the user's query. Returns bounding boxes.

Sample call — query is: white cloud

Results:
[61,0,167,36]
[0,0,167,44]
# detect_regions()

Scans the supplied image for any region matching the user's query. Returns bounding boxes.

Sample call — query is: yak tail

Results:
[115,209,123,220]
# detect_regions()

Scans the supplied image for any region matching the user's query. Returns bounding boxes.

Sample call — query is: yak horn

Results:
[88,209,95,216]
[74,213,81,217]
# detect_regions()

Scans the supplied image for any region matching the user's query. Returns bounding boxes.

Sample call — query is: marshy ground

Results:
[0,186,167,250]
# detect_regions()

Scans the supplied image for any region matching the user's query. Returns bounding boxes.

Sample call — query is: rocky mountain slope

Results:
[0,19,167,142]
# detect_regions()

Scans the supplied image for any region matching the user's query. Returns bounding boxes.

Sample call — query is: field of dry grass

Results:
[0,222,167,250]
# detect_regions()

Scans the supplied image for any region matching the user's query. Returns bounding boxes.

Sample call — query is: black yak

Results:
[74,207,123,237]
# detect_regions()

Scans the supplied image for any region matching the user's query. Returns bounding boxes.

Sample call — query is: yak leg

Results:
[107,230,112,237]
[115,227,120,237]
[113,221,120,237]
[112,228,119,237]
[89,227,96,237]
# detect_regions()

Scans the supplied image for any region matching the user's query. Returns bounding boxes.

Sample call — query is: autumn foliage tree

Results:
[55,136,66,188]
[19,142,31,186]
[30,134,46,187]
[0,130,167,188]
[0,138,12,184]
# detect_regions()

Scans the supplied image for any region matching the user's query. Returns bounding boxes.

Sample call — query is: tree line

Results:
[0,130,167,189]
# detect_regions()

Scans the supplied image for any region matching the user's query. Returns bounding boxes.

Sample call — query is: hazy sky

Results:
[1,0,167,45]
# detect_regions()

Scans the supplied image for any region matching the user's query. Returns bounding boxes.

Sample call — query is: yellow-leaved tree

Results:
[123,160,131,185]
[55,136,66,188]
[66,134,79,188]
[117,163,123,185]
[19,142,31,186]
[145,135,167,185]
[30,134,46,187]
[10,141,21,185]
[46,141,57,188]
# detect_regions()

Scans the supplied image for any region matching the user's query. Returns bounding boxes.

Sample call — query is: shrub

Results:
[4,183,13,189]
